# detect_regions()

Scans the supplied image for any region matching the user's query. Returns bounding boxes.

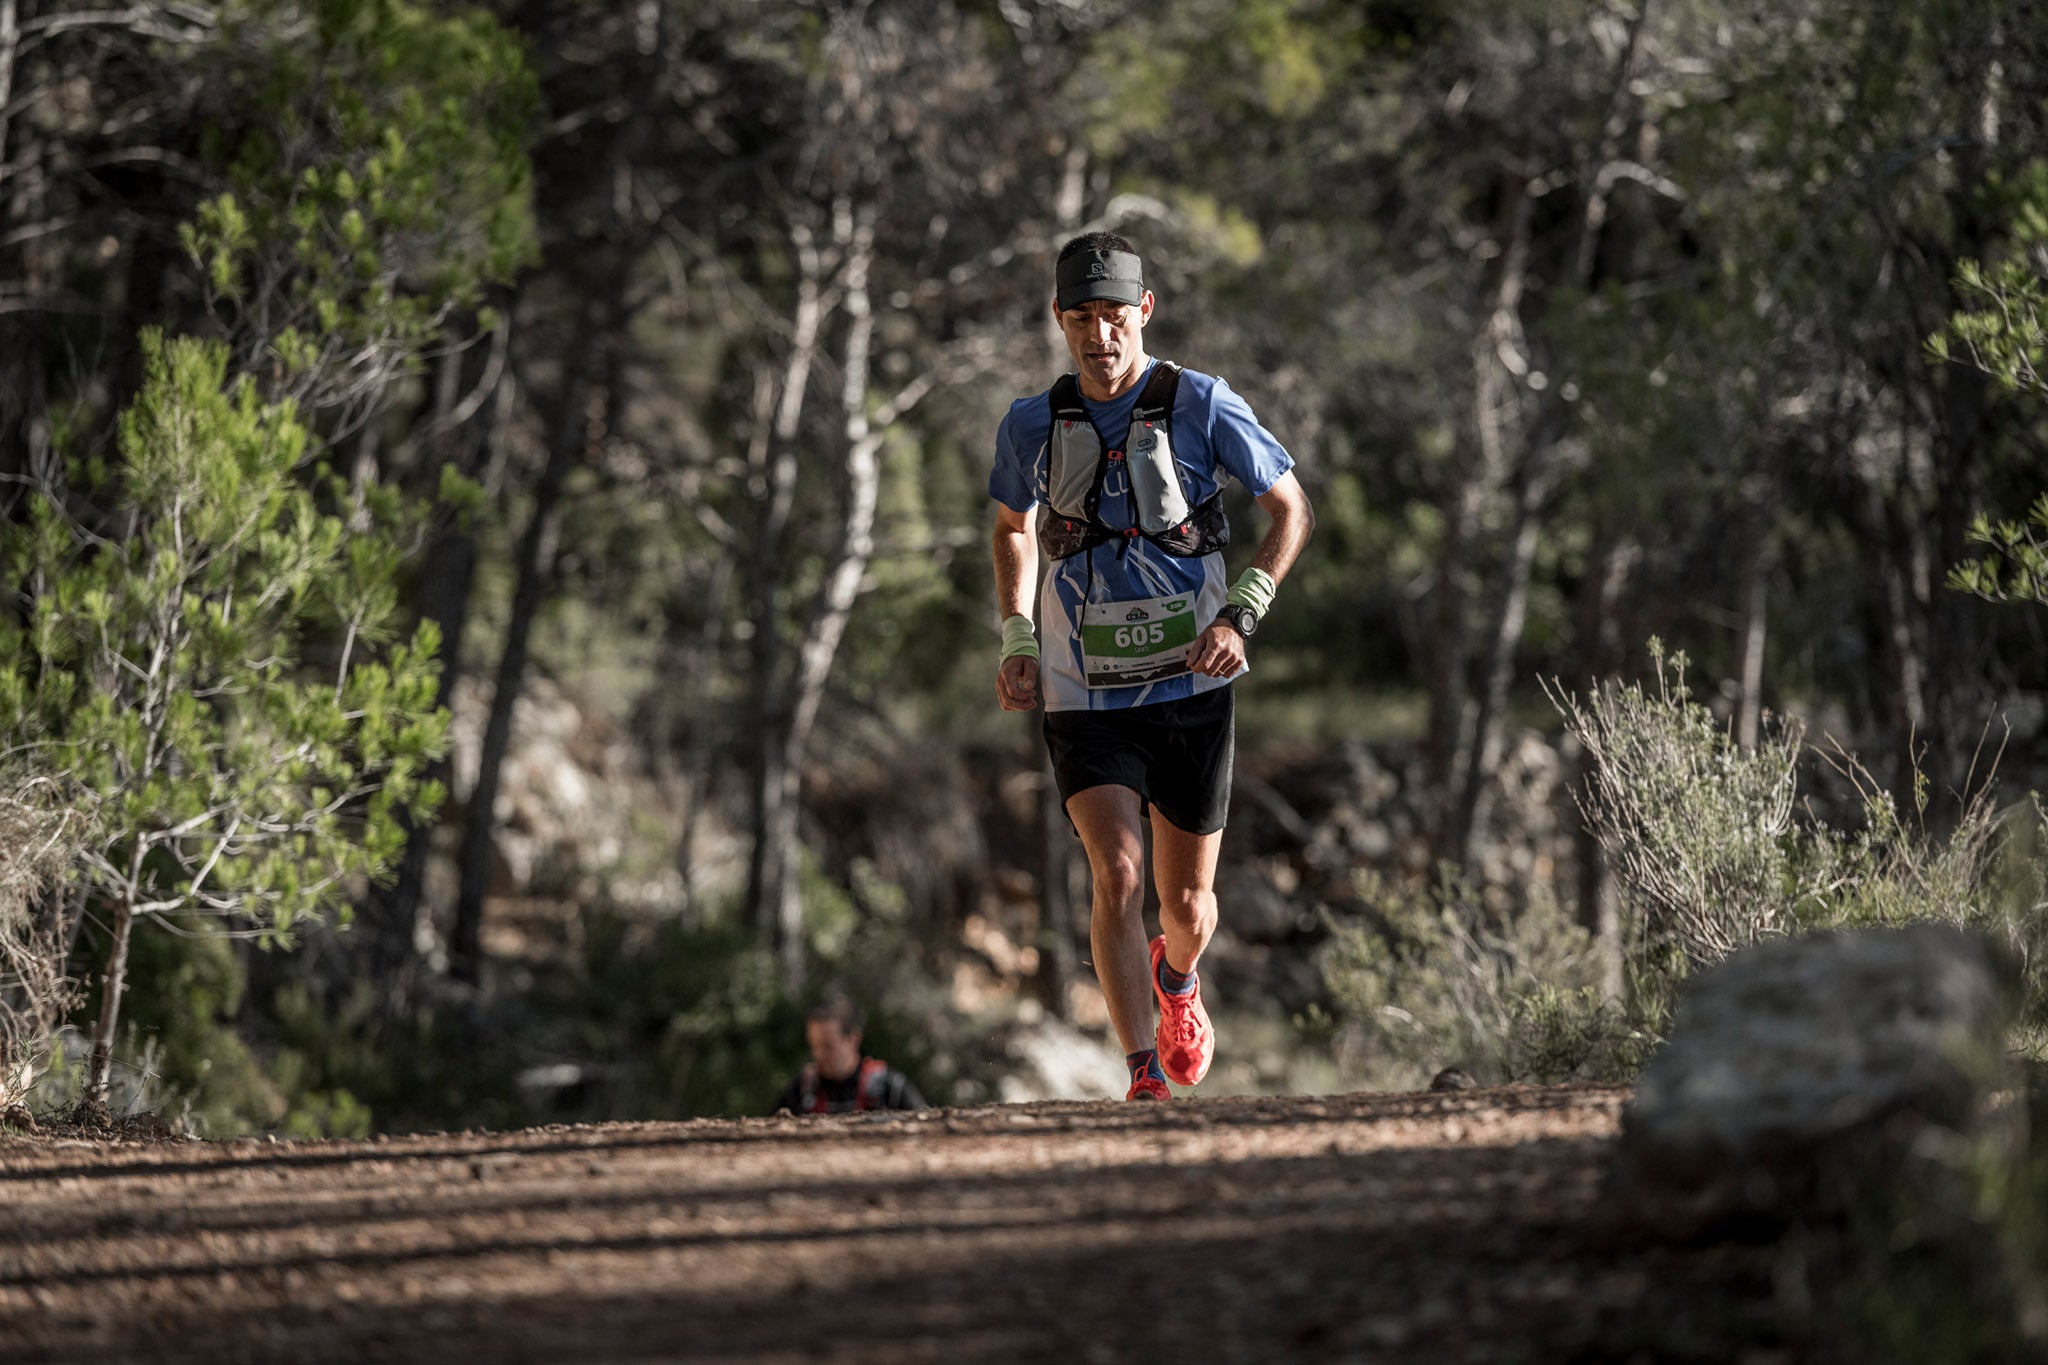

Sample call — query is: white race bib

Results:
[1080,593,1198,688]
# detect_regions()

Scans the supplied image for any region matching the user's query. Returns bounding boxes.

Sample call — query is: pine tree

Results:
[0,331,449,1100]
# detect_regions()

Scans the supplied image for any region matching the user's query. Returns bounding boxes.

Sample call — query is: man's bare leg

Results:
[1147,811,1222,1085]
[1151,813,1222,977]
[1064,784,1153,1055]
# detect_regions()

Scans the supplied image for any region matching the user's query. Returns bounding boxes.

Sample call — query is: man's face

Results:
[1056,293,1153,397]
[806,1018,862,1082]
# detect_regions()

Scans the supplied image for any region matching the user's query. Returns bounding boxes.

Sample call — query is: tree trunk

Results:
[1453,427,1549,866]
[1734,535,1768,751]
[1030,144,1089,1020]
[743,223,826,974]
[1426,169,1529,857]
[1450,0,1653,869]
[667,554,732,920]
[1878,486,1931,813]
[1440,162,1532,864]
[1572,771,1625,1001]
[1423,436,1479,856]
[0,0,16,178]
[448,0,666,981]
[84,893,135,1103]
[1569,535,1635,994]
[762,205,886,991]
[451,300,604,982]
[1921,25,2000,797]
[362,321,507,999]
[0,4,49,501]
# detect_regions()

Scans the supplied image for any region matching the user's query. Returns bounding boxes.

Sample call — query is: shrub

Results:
[29,916,403,1136]
[1804,758,2048,1058]
[1322,643,2048,1087]
[1320,867,1658,1087]
[1546,643,1829,969]
[0,768,94,1107]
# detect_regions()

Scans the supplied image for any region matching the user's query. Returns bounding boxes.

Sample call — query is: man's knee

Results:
[1090,850,1145,913]
[1158,886,1218,933]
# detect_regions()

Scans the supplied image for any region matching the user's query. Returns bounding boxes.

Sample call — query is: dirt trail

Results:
[0,1085,1788,1363]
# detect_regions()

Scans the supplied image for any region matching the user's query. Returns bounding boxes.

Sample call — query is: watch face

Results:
[1224,605,1256,637]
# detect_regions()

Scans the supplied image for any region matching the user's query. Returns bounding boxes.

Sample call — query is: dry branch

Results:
[0,768,92,1106]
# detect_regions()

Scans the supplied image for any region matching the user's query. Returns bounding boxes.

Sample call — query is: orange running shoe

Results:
[1149,934,1214,1087]
[1125,1073,1170,1101]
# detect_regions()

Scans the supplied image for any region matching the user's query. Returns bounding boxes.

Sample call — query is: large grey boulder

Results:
[1607,924,2020,1236]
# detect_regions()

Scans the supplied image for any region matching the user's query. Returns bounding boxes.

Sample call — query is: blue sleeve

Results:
[1199,375,1294,497]
[989,396,1050,513]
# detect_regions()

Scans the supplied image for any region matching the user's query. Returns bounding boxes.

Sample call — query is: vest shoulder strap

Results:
[1049,374,1087,420]
[1048,363,1180,425]
[855,1057,890,1111]
[1134,360,1182,421]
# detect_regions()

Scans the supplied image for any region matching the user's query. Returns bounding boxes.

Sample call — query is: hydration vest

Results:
[1038,361,1231,562]
[798,1057,891,1114]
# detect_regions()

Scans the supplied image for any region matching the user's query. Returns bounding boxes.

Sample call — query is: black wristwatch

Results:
[1216,604,1259,639]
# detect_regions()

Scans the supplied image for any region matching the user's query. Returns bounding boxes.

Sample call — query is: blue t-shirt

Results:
[989,359,1294,711]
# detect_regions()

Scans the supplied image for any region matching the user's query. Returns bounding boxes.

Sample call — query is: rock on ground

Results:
[1607,923,2020,1236]
[996,1013,1127,1102]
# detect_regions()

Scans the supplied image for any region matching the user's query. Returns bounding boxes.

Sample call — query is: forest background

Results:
[1,0,2045,1136]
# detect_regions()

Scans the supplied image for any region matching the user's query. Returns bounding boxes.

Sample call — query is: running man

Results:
[990,231,1314,1101]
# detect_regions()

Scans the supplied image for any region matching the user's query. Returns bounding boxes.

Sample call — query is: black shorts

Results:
[1042,685,1235,835]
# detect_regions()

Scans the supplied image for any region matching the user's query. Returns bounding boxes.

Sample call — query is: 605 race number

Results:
[1113,622,1167,649]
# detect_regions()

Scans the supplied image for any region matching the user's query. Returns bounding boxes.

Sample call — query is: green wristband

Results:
[1000,614,1040,662]
[1227,567,1276,618]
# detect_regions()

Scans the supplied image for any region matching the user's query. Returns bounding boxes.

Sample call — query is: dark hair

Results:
[1056,230,1138,267]
[808,991,863,1035]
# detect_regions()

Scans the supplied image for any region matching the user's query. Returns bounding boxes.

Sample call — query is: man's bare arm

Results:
[992,504,1041,710]
[992,503,1038,619]
[1187,470,1316,678]
[1249,470,1315,586]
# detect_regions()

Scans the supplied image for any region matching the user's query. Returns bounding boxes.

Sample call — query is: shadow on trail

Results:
[0,1136,1613,1290]
[0,1087,1789,1364]
[9,1169,1785,1365]
[0,1084,1627,1188]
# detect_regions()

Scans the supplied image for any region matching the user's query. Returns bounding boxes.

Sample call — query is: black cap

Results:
[1055,249,1145,311]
